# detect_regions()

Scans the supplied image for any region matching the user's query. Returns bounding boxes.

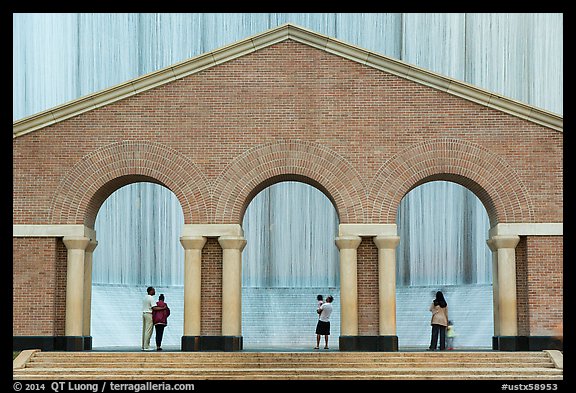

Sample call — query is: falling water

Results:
[397,182,492,286]
[242,182,340,288]
[90,180,492,348]
[241,183,340,349]
[91,183,185,287]
[13,13,562,349]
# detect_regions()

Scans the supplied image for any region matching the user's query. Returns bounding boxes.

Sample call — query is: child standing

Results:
[446,320,456,350]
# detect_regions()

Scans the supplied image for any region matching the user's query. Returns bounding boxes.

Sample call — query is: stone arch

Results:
[49,140,211,227]
[212,140,366,224]
[368,137,534,226]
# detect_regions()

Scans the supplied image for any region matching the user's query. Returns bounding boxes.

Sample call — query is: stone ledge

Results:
[545,349,563,369]
[13,349,39,370]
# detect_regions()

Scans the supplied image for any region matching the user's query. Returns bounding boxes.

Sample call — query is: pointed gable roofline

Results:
[13,23,562,138]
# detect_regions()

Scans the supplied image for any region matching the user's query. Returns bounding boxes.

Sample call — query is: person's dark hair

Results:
[159,294,165,301]
[326,295,334,303]
[434,291,447,308]
[147,286,154,294]
[317,295,323,301]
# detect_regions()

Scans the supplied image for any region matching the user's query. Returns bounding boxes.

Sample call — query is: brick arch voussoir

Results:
[213,140,366,224]
[368,138,534,226]
[49,140,211,227]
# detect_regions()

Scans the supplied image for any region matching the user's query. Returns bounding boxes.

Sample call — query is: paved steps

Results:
[14,350,563,380]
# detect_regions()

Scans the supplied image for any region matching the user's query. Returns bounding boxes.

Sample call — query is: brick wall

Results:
[357,238,379,335]
[201,238,222,335]
[12,39,563,337]
[13,237,67,335]
[516,237,529,336]
[525,236,563,335]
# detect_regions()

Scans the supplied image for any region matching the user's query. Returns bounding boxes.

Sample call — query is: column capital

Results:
[490,235,520,250]
[339,223,397,237]
[182,224,243,238]
[180,236,207,250]
[335,235,362,250]
[218,236,247,251]
[85,240,98,253]
[486,238,497,252]
[63,236,90,251]
[373,235,400,249]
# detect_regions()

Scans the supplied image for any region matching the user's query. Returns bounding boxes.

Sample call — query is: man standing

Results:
[142,286,165,351]
[315,295,334,350]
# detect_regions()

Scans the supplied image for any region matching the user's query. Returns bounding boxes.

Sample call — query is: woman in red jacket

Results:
[152,294,170,351]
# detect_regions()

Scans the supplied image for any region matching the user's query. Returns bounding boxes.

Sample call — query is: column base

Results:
[493,335,562,351]
[13,336,92,351]
[339,335,398,351]
[526,336,563,351]
[181,335,243,351]
[83,336,92,350]
[493,336,529,351]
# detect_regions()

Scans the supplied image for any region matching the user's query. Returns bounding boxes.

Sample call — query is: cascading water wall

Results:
[396,181,494,348]
[241,180,494,349]
[397,182,492,287]
[90,183,185,348]
[91,183,185,287]
[13,14,563,122]
[241,182,340,348]
[242,182,340,289]
[90,180,493,348]
[13,13,562,349]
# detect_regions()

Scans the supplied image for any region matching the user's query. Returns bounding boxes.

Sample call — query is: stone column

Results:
[486,238,500,337]
[335,236,362,336]
[218,236,247,337]
[373,235,400,336]
[82,240,98,338]
[63,236,90,337]
[492,235,520,337]
[180,236,207,337]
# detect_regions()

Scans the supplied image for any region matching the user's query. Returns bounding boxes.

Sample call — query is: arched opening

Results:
[90,182,185,349]
[396,180,493,349]
[241,180,340,349]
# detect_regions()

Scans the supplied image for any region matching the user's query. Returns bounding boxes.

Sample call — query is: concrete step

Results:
[26,360,554,368]
[27,357,553,367]
[14,370,564,381]
[28,350,550,357]
[14,350,563,380]
[26,359,554,369]
[15,366,564,374]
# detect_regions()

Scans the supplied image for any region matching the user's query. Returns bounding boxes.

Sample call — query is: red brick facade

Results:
[201,239,223,336]
[13,38,563,343]
[13,238,67,336]
[357,238,379,335]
